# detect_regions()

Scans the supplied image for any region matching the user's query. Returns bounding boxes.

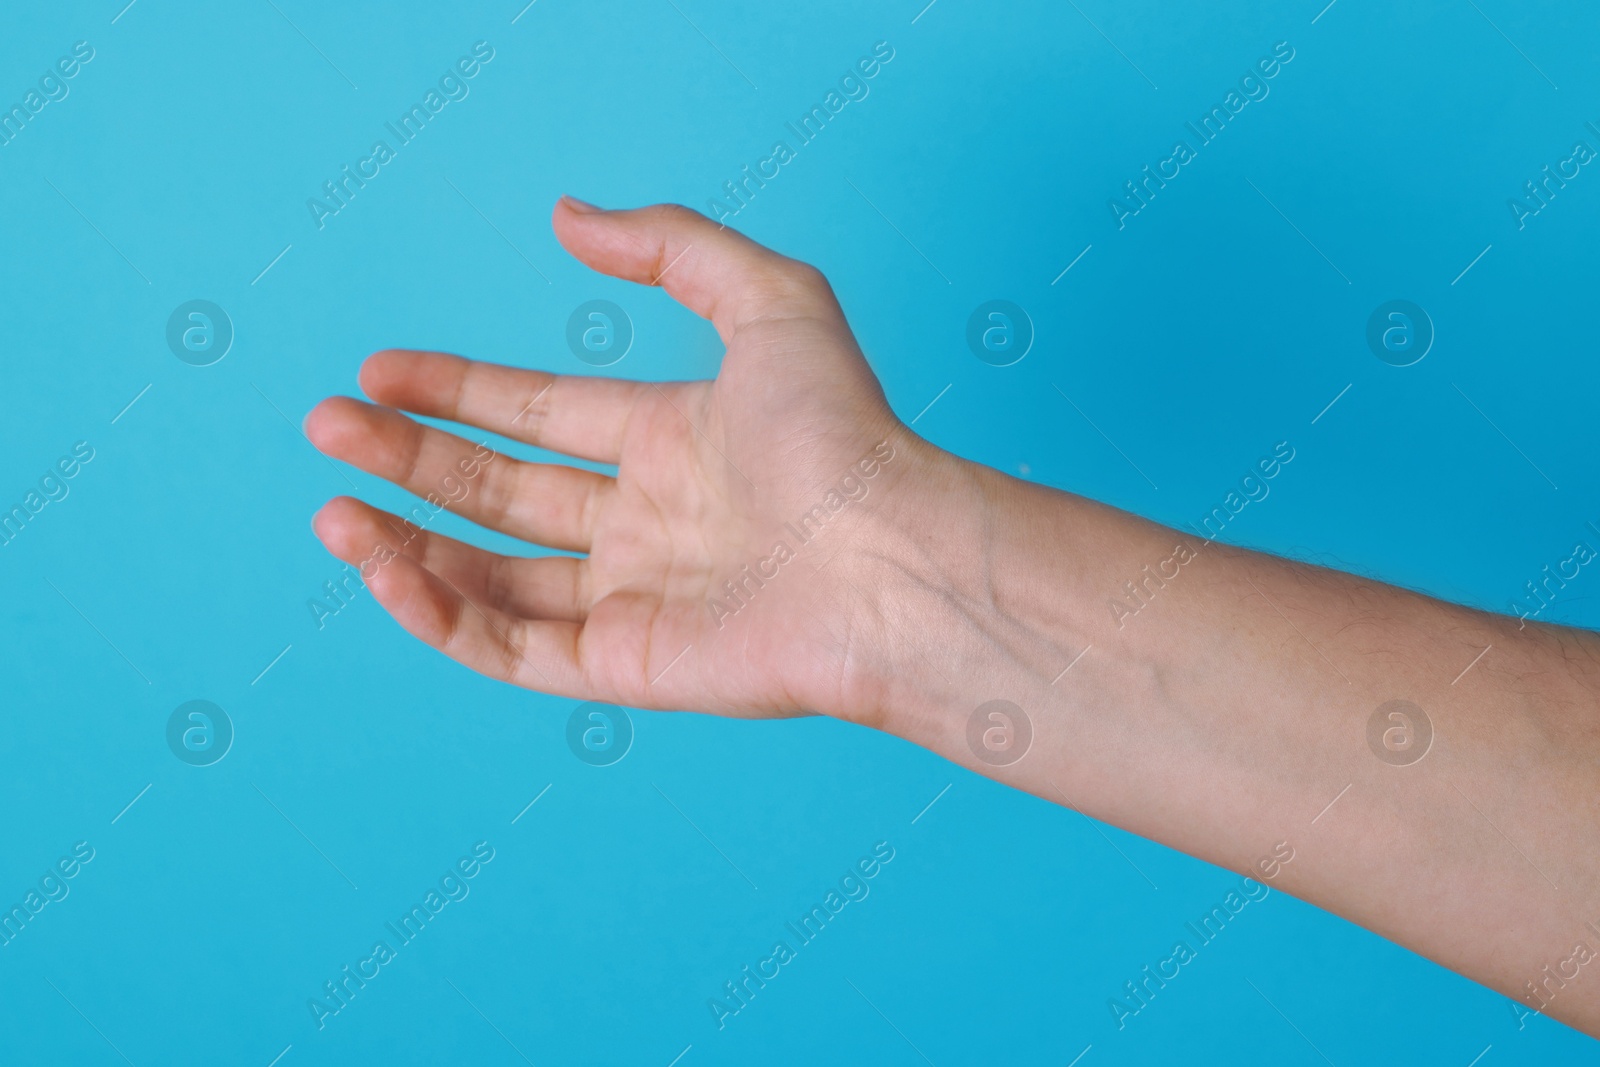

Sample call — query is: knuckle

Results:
[397,421,427,485]
[785,261,831,297]
[440,589,469,650]
[517,376,554,443]
[500,618,530,681]
[752,260,834,312]
[645,202,702,225]
[577,476,602,539]
[484,466,520,526]
[487,554,513,605]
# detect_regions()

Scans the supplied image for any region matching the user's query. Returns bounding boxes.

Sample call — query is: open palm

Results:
[307,200,934,723]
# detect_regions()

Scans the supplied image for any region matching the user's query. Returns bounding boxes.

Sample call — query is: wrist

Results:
[840,440,1103,754]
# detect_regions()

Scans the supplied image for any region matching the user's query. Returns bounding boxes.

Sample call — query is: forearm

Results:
[861,439,1600,1032]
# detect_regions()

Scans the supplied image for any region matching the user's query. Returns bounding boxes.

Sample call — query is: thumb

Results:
[550,199,843,344]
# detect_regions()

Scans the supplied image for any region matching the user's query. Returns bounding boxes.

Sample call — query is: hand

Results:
[306,199,954,725]
[307,201,1600,1035]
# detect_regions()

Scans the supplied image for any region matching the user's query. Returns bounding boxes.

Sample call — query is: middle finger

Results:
[307,396,610,553]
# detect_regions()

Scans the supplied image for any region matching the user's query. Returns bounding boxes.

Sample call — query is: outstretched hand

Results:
[308,200,1600,1036]
[307,199,947,723]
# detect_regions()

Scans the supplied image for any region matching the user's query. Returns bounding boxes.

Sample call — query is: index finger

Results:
[359,349,648,466]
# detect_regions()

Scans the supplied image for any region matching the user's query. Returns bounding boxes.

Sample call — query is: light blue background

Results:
[1,0,1596,1063]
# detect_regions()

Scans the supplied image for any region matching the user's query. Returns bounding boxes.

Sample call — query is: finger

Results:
[359,349,646,466]
[305,396,610,553]
[313,496,588,622]
[361,547,586,696]
[551,198,844,343]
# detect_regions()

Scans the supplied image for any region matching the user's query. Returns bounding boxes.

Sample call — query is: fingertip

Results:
[303,395,364,454]
[311,499,333,538]
[310,495,366,556]
[358,349,406,401]
[303,396,339,446]
[313,493,359,527]
[550,197,595,250]
[310,498,339,545]
[558,194,603,215]
[364,550,454,647]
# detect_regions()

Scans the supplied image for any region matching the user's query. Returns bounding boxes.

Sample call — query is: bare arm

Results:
[306,199,1600,1035]
[864,454,1600,1034]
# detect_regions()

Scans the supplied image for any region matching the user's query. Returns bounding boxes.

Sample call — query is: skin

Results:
[307,198,1600,1036]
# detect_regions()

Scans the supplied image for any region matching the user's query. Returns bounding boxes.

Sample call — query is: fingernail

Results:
[561,195,603,214]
